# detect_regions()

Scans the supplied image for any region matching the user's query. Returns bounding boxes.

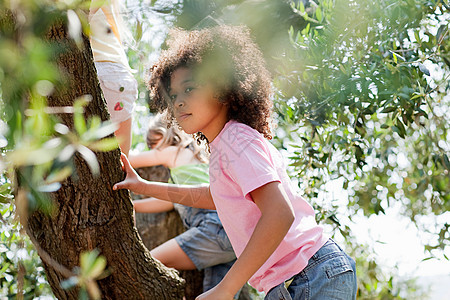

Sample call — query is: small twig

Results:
[17,262,25,300]
[390,47,419,53]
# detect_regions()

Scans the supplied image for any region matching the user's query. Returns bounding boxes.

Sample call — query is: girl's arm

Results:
[128,146,178,168]
[133,197,174,213]
[196,181,295,300]
[114,154,215,210]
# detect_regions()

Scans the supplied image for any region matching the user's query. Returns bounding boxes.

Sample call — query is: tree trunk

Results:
[25,21,184,299]
[133,166,204,300]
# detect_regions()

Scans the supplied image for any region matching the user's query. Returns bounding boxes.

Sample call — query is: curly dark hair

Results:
[147,25,273,141]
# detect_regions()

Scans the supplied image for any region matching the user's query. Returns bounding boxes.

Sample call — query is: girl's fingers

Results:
[120,153,133,171]
[113,182,121,190]
[113,182,126,191]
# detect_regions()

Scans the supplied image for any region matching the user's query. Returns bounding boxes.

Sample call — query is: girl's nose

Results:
[174,98,184,108]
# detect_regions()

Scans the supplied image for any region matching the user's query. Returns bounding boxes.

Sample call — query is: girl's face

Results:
[169,67,229,142]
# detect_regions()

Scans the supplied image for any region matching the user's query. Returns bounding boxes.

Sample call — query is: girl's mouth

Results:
[177,113,191,122]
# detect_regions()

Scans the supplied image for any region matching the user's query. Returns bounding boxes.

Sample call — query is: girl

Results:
[89,0,137,155]
[114,26,357,299]
[128,114,237,294]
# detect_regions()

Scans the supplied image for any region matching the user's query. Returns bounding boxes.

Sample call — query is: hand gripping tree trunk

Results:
[24,22,185,299]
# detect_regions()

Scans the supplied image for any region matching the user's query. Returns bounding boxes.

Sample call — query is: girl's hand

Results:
[195,284,234,300]
[113,153,143,193]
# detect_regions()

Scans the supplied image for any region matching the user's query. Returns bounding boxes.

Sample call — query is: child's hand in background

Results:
[113,153,143,193]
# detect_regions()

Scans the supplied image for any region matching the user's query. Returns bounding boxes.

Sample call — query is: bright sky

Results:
[351,207,450,277]
[324,178,450,299]
[351,209,450,299]
[319,176,450,274]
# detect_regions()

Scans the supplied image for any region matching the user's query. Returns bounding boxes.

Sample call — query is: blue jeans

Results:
[265,239,357,300]
[175,219,235,270]
[203,260,241,298]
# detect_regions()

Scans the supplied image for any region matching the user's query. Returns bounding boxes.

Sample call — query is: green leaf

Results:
[73,96,91,135]
[60,276,79,290]
[443,57,450,68]
[316,7,323,23]
[87,116,101,131]
[410,93,424,100]
[80,250,100,275]
[88,137,119,152]
[45,166,73,184]
[0,262,10,274]
[380,107,396,113]
[59,145,76,162]
[414,30,421,43]
[443,154,450,171]
[67,10,83,48]
[82,122,117,141]
[135,20,143,43]
[36,183,61,193]
[418,63,430,76]
[436,24,447,42]
[79,287,89,300]
[87,256,107,279]
[395,119,406,138]
[389,50,405,62]
[77,145,100,175]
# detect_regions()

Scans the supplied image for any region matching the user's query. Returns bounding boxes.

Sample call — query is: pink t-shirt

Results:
[209,121,328,293]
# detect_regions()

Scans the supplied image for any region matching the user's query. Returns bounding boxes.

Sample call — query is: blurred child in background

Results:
[129,114,237,295]
[89,0,137,155]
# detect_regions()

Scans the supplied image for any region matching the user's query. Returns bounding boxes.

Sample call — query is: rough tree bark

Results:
[134,166,204,300]
[24,21,185,299]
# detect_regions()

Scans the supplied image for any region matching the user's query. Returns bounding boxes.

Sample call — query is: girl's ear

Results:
[213,92,226,104]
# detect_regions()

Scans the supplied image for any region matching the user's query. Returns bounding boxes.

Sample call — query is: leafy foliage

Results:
[272,0,449,255]
[0,173,54,299]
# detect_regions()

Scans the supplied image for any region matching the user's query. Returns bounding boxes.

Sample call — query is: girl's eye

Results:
[169,94,177,102]
[185,87,195,93]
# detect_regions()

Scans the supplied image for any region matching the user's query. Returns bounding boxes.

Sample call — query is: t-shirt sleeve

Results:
[224,135,281,199]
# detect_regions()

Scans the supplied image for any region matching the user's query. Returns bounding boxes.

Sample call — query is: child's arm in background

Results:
[196,181,295,300]
[89,0,100,15]
[133,197,175,213]
[114,154,215,210]
[128,146,178,168]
